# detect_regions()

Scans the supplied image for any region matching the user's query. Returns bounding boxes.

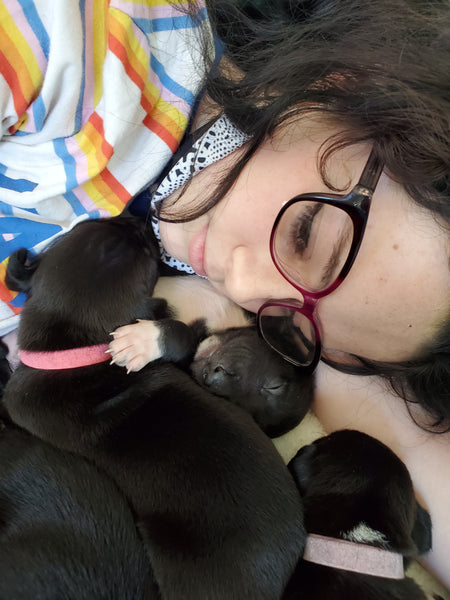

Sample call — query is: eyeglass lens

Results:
[258,304,318,367]
[272,200,354,293]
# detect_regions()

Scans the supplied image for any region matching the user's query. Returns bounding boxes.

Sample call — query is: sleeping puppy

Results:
[2,215,306,600]
[0,421,156,599]
[190,326,313,437]
[283,429,437,600]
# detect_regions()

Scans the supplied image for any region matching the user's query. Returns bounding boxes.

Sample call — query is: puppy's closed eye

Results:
[262,379,287,395]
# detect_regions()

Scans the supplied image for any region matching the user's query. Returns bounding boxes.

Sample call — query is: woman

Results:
[1,0,449,590]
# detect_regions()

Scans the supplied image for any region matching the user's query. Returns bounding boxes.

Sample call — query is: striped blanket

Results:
[0,0,211,335]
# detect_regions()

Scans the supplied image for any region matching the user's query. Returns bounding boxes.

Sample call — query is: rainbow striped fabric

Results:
[0,0,212,335]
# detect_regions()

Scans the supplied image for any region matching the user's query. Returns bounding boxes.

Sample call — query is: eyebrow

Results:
[319,227,353,289]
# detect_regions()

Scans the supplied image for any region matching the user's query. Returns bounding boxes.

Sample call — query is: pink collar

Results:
[303,534,404,580]
[19,344,110,370]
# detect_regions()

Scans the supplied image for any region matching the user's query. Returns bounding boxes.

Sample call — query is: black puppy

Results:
[284,429,437,600]
[191,326,313,437]
[0,421,156,599]
[2,215,305,600]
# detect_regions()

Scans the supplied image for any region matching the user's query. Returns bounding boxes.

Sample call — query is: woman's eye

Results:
[290,215,310,255]
[289,203,323,256]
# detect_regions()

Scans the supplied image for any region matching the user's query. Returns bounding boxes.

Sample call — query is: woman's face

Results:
[159,117,450,363]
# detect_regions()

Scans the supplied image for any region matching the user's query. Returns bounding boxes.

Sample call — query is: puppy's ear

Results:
[411,503,432,555]
[5,248,39,293]
[394,502,432,558]
[288,443,318,496]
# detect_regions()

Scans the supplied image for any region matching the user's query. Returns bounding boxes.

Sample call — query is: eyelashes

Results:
[289,203,323,256]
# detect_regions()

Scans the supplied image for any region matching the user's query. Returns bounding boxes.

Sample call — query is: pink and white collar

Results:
[303,533,404,579]
[19,344,110,370]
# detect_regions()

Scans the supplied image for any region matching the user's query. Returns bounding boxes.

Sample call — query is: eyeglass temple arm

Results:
[359,148,384,191]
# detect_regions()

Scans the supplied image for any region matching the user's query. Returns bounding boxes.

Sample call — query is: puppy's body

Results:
[3,216,306,600]
[284,430,434,600]
[0,422,156,599]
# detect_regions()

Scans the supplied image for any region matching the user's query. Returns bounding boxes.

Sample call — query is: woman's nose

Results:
[224,245,296,310]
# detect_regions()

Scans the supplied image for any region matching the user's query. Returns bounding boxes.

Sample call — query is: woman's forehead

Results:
[263,118,376,193]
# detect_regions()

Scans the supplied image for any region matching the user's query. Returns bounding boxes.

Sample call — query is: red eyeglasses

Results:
[257,149,384,373]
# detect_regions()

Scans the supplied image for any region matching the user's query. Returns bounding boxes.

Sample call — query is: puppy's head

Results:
[9,215,162,350]
[289,430,432,558]
[191,326,313,436]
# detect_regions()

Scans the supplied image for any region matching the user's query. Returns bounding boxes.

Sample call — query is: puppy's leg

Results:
[109,318,205,372]
[5,248,39,293]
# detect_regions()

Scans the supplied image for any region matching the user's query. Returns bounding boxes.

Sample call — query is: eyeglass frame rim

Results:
[257,299,322,372]
[257,148,384,371]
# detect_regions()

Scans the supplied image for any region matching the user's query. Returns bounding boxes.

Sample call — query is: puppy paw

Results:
[108,320,163,373]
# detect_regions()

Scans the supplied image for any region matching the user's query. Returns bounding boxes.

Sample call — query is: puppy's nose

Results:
[202,370,210,386]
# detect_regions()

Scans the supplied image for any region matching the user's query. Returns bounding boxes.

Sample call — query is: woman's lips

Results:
[188,223,208,277]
